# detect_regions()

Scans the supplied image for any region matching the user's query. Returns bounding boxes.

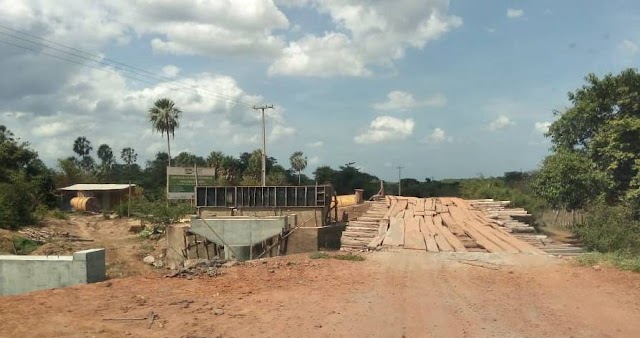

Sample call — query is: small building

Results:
[59,184,142,212]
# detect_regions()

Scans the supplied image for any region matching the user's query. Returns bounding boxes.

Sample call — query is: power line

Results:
[0,24,259,108]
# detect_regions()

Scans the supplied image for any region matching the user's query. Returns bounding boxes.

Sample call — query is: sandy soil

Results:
[1,250,639,338]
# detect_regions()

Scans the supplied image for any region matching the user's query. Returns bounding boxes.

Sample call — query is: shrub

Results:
[309,252,330,259]
[12,236,39,255]
[116,197,193,233]
[33,204,49,222]
[575,202,640,254]
[50,209,69,220]
[333,253,365,261]
[0,182,35,229]
[576,252,640,272]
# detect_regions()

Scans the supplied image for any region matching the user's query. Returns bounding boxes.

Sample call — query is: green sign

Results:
[168,175,216,193]
[167,167,216,199]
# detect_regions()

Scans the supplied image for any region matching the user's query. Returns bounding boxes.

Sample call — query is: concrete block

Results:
[0,248,106,296]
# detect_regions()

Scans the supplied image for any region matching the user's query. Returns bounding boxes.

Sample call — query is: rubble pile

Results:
[164,258,239,279]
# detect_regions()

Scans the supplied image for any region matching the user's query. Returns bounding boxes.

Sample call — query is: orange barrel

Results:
[70,196,100,212]
[331,194,358,208]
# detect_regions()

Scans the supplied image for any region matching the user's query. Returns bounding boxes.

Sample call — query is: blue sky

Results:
[1,0,639,181]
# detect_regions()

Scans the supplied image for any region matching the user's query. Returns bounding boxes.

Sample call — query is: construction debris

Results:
[18,228,93,244]
[164,258,232,278]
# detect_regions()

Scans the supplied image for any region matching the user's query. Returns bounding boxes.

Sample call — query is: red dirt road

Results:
[1,251,639,338]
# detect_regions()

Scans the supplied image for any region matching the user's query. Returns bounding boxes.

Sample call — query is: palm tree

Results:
[73,136,92,159]
[73,136,94,172]
[148,98,181,166]
[207,151,225,180]
[289,151,307,185]
[97,144,115,167]
[120,147,137,165]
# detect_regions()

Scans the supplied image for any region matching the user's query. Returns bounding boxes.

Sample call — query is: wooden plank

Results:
[434,213,467,252]
[430,215,454,252]
[425,198,435,211]
[467,211,545,254]
[446,203,506,253]
[419,216,439,252]
[404,216,426,251]
[391,199,408,217]
[368,219,390,249]
[382,210,405,246]
[451,202,519,253]
[434,199,443,214]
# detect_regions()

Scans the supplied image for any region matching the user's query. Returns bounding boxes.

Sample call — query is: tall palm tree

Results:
[120,147,137,165]
[97,144,115,167]
[73,136,94,172]
[289,151,307,185]
[207,151,225,180]
[148,98,181,166]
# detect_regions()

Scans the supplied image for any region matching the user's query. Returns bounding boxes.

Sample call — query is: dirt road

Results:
[1,250,639,338]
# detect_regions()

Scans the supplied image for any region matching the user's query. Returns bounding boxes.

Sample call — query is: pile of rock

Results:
[164,258,239,279]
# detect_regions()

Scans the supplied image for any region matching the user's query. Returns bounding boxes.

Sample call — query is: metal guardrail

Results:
[195,185,333,209]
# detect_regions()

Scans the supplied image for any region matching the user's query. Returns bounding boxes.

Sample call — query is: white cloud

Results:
[373,91,447,112]
[2,0,290,58]
[423,127,452,143]
[275,0,310,7]
[507,8,524,19]
[269,0,462,77]
[534,121,551,134]
[269,32,371,77]
[1,64,295,163]
[31,120,72,137]
[354,116,414,144]
[619,40,639,55]
[424,93,448,107]
[486,27,496,33]
[307,141,324,148]
[373,91,416,111]
[161,65,181,78]
[270,124,296,141]
[488,115,515,131]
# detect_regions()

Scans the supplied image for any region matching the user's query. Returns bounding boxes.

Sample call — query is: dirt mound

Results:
[0,229,15,254]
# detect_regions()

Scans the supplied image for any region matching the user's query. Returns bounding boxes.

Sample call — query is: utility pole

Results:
[253,104,273,187]
[397,166,404,196]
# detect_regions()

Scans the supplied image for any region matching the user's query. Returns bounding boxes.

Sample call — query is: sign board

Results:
[167,166,216,199]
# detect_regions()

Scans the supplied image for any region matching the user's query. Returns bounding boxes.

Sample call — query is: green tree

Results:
[173,152,205,167]
[148,98,181,166]
[545,69,640,202]
[289,151,307,185]
[532,151,610,210]
[207,151,225,179]
[0,125,14,143]
[120,147,137,165]
[72,136,94,172]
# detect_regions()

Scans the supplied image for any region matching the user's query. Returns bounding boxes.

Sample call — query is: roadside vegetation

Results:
[309,252,366,261]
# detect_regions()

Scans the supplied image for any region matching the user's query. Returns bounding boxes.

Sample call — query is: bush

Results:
[12,236,39,255]
[576,252,640,272]
[0,182,35,229]
[33,204,49,222]
[116,197,193,233]
[50,209,69,220]
[575,202,640,254]
[333,253,365,261]
[309,252,330,259]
